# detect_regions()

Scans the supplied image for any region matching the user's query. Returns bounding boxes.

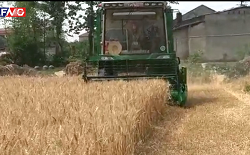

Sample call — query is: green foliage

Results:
[186,61,250,80]
[51,52,69,67]
[51,40,89,66]
[0,36,7,49]
[218,62,250,79]
[244,84,250,93]
[0,53,13,66]
[68,41,89,58]
[66,41,88,64]
[188,50,204,63]
[8,36,45,66]
[67,1,103,35]
[6,1,74,66]
[38,1,67,55]
[6,1,45,66]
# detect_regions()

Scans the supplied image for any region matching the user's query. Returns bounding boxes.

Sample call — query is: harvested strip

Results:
[136,84,250,155]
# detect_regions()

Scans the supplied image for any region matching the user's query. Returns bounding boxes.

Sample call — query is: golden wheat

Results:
[0,76,169,155]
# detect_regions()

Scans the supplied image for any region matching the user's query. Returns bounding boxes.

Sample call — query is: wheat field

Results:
[0,76,169,155]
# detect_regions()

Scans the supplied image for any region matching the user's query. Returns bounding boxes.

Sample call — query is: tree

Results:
[67,1,102,35]
[38,1,68,55]
[6,1,45,66]
[67,1,103,57]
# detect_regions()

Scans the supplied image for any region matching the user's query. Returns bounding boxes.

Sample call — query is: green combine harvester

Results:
[83,1,188,106]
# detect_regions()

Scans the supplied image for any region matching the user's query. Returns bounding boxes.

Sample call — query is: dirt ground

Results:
[136,83,250,155]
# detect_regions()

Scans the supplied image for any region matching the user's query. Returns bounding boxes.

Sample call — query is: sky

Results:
[0,1,249,42]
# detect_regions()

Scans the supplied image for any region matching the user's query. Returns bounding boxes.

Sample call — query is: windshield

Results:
[104,8,166,55]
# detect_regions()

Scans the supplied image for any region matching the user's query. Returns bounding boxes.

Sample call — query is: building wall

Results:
[188,22,206,56]
[204,7,250,61]
[174,22,206,60]
[173,28,189,59]
[174,7,250,61]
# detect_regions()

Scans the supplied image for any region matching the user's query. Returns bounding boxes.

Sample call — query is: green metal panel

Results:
[94,9,102,55]
[87,53,177,61]
[165,8,174,53]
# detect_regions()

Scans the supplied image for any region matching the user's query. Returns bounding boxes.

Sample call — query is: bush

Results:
[210,62,250,79]
[51,53,69,67]
[7,31,46,67]
[0,53,13,66]
[188,50,204,63]
[244,84,250,93]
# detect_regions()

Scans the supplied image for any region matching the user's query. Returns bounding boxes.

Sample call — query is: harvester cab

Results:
[83,1,188,106]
